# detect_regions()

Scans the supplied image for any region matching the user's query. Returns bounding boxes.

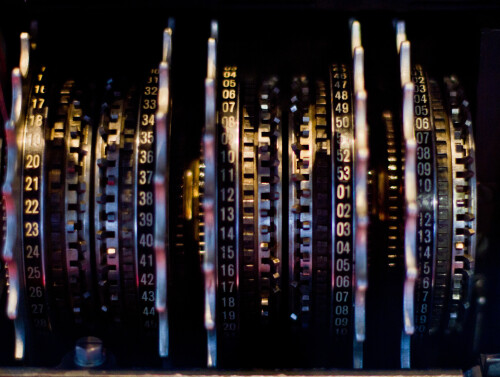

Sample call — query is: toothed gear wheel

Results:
[213,69,283,367]
[45,80,93,333]
[289,76,314,331]
[428,77,453,334]
[119,85,140,327]
[288,76,335,330]
[241,78,258,331]
[443,75,476,332]
[65,93,93,328]
[290,74,351,367]
[95,82,127,325]
[256,77,281,324]
[382,112,404,271]
[46,80,75,328]
[198,159,205,259]
[95,79,146,336]
[311,79,330,331]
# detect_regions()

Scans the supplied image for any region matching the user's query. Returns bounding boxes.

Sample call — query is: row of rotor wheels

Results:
[0,32,169,365]
[197,59,476,368]
[0,22,477,369]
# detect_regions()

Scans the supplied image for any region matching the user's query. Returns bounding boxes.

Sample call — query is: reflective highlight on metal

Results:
[402,82,417,336]
[400,41,411,89]
[203,23,218,368]
[19,33,30,79]
[354,90,368,345]
[351,20,368,368]
[444,75,477,332]
[350,20,362,56]
[3,55,26,359]
[353,48,364,94]
[397,23,417,339]
[154,27,173,358]
[395,20,407,54]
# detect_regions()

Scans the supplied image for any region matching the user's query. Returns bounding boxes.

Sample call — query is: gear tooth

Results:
[259,144,270,153]
[97,158,107,168]
[67,160,76,174]
[96,230,106,241]
[463,213,475,222]
[95,86,129,323]
[98,125,108,136]
[66,221,77,233]
[291,142,303,153]
[463,170,475,180]
[110,111,119,122]
[465,227,475,236]
[290,73,315,290]
[108,142,117,153]
[441,75,477,332]
[96,193,106,204]
[70,124,80,137]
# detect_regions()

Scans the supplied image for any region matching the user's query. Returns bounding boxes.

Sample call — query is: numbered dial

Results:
[200,65,283,367]
[331,65,356,365]
[136,69,159,332]
[22,67,49,335]
[410,69,477,368]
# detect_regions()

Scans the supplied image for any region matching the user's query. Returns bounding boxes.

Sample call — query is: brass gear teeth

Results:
[242,80,257,317]
[66,98,93,325]
[48,80,74,322]
[444,76,477,332]
[198,157,206,258]
[120,89,139,317]
[95,88,123,323]
[95,84,142,326]
[428,78,453,333]
[289,76,314,326]
[311,79,330,329]
[383,112,403,270]
[257,77,281,321]
[288,75,334,339]
[45,80,92,329]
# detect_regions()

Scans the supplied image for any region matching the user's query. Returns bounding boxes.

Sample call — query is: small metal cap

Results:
[74,336,105,368]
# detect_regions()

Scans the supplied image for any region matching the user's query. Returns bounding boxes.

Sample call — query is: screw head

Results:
[74,336,105,368]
